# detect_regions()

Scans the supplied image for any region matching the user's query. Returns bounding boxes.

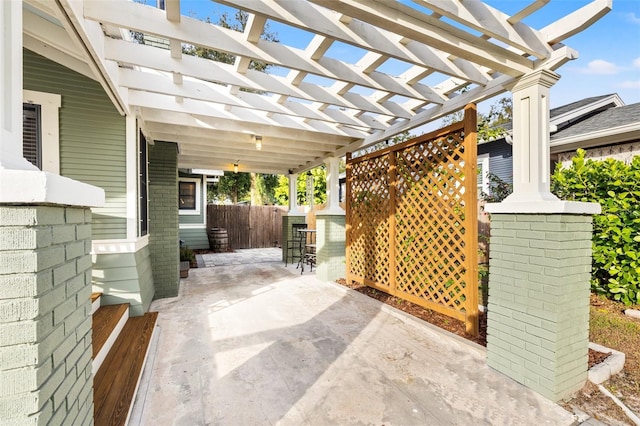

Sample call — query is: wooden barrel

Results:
[208,228,229,252]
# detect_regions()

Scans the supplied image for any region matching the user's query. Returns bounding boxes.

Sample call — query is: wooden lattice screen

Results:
[346,104,479,335]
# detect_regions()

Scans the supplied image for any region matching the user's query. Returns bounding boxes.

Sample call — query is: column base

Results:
[315,213,345,282]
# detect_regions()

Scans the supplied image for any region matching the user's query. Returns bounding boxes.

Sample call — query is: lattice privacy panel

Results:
[346,105,479,335]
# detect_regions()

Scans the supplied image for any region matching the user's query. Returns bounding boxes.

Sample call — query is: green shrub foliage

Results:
[551,149,640,305]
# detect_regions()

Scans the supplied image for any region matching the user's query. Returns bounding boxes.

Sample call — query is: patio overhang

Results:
[23,0,611,175]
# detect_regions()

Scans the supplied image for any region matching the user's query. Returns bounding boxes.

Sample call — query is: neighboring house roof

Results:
[480,93,637,151]
[550,102,640,154]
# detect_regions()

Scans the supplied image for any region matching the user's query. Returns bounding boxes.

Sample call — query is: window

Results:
[139,130,149,236]
[23,104,41,169]
[477,154,490,197]
[179,181,196,210]
[22,90,61,174]
[178,177,201,215]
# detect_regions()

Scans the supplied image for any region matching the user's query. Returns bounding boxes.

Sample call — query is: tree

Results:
[211,172,251,204]
[182,10,278,74]
[273,167,327,206]
[441,96,512,141]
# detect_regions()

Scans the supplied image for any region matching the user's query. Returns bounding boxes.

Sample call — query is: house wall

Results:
[149,142,180,298]
[557,140,640,167]
[24,49,155,315]
[23,49,126,240]
[478,139,513,185]
[91,245,153,316]
[178,173,208,249]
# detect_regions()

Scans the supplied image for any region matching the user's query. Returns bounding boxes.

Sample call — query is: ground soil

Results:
[335,279,640,425]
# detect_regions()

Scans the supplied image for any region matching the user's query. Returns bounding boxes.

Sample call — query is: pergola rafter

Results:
[22,0,611,174]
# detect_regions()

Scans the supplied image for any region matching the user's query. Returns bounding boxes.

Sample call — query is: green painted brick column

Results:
[149,141,179,298]
[0,205,94,425]
[282,214,306,263]
[315,213,346,282]
[487,213,593,402]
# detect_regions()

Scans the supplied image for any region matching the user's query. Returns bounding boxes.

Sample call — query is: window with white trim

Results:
[178,177,201,215]
[22,90,61,174]
[477,154,490,197]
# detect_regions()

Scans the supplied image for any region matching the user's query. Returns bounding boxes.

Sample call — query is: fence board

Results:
[207,205,286,249]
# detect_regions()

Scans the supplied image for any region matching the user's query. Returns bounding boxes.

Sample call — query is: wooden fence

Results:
[207,205,287,249]
[346,104,479,335]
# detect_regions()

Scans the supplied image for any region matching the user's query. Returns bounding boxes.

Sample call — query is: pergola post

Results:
[0,3,103,423]
[322,157,344,215]
[282,173,305,262]
[315,157,346,282]
[484,70,600,402]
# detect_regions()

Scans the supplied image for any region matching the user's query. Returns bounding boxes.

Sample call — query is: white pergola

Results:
[19,0,611,176]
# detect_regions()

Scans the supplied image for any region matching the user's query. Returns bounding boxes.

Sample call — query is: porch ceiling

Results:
[23,0,610,175]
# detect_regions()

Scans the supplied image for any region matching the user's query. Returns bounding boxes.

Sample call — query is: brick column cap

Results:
[485,200,600,214]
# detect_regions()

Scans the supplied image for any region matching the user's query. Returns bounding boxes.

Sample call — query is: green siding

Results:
[179,228,209,250]
[92,245,154,316]
[23,49,127,240]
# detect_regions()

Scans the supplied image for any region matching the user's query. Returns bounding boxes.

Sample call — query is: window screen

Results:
[23,104,41,169]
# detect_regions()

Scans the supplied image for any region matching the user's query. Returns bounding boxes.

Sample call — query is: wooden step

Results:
[91,292,102,315]
[92,304,129,374]
[93,312,159,426]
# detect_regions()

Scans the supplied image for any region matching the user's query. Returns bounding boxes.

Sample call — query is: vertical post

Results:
[387,151,397,296]
[462,104,479,336]
[316,157,346,282]
[0,0,36,171]
[503,69,560,205]
[287,173,299,215]
[282,173,304,262]
[323,156,344,214]
[485,70,601,401]
[345,153,352,283]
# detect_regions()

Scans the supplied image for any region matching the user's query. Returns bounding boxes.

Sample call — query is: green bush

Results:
[551,149,640,305]
[180,245,196,264]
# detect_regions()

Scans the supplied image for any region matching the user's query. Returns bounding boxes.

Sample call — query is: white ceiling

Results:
[23,0,611,174]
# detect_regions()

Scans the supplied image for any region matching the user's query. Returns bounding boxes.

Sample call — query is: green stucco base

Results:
[315,214,346,282]
[92,245,154,316]
[0,205,94,425]
[149,142,179,298]
[282,215,306,263]
[487,214,593,402]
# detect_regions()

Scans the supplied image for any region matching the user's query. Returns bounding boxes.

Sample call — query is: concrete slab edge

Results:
[588,342,625,385]
[324,280,487,356]
[129,324,162,426]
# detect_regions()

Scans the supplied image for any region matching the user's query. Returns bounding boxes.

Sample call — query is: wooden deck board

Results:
[92,304,129,359]
[93,312,158,426]
[91,292,103,303]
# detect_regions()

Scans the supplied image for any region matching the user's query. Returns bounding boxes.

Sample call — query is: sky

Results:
[166,0,640,109]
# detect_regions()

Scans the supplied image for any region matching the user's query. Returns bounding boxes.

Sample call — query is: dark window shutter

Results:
[23,104,41,169]
[139,130,149,236]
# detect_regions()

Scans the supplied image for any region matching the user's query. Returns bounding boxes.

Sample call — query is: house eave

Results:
[550,122,640,154]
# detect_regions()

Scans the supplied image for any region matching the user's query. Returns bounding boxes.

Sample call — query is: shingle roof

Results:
[549,94,616,119]
[551,102,640,140]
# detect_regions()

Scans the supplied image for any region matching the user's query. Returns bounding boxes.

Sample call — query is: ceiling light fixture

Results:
[233,161,239,173]
[254,135,263,151]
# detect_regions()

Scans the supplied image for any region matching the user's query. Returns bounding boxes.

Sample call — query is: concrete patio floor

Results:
[135,256,576,425]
